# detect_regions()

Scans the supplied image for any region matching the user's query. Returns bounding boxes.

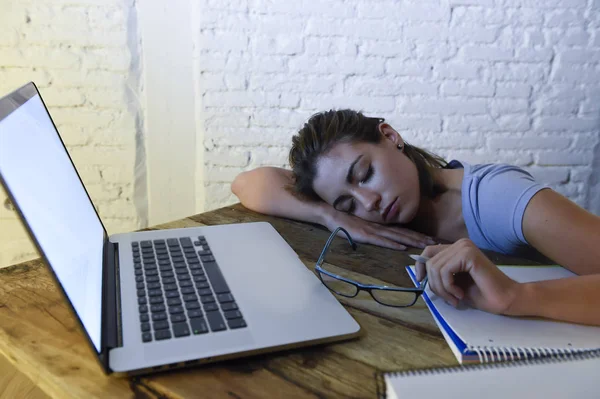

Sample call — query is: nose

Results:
[353,187,381,212]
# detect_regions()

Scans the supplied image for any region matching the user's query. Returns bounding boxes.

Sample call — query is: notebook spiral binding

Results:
[467,345,579,363]
[376,350,600,399]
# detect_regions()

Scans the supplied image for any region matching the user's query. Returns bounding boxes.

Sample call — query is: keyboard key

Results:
[146,270,158,276]
[203,303,219,312]
[221,302,238,311]
[190,317,209,334]
[137,289,146,297]
[153,320,169,330]
[161,271,174,278]
[132,242,139,247]
[166,291,180,299]
[177,274,191,281]
[150,297,164,304]
[217,293,234,303]
[201,295,215,304]
[223,310,243,320]
[227,318,247,329]
[135,269,143,276]
[138,297,147,305]
[179,281,193,287]
[164,284,178,291]
[206,311,227,332]
[171,314,187,323]
[169,306,184,314]
[185,301,201,310]
[146,276,160,283]
[173,322,191,337]
[141,322,151,332]
[162,277,176,284]
[193,240,202,246]
[153,239,165,245]
[195,281,210,289]
[148,289,162,297]
[134,263,142,270]
[136,282,145,290]
[140,313,149,322]
[188,309,203,318]
[197,250,211,256]
[139,305,148,313]
[167,238,179,246]
[151,304,166,313]
[141,240,152,248]
[201,255,215,262]
[148,282,161,290]
[167,298,182,306]
[136,276,144,282]
[198,288,212,296]
[142,332,152,342]
[181,287,195,295]
[155,330,172,340]
[152,312,167,321]
[183,294,197,302]
[203,262,231,294]
[179,237,193,247]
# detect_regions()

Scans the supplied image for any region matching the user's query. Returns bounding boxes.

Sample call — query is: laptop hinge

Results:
[101,238,121,372]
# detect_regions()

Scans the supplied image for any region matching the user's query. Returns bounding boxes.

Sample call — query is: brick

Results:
[399,98,487,115]
[3,47,80,69]
[83,48,131,71]
[204,91,267,108]
[514,48,554,63]
[204,113,249,129]
[198,30,249,52]
[445,115,501,132]
[414,42,458,60]
[544,9,584,28]
[502,0,586,9]
[0,68,52,88]
[69,147,135,166]
[560,49,600,64]
[206,165,246,182]
[388,116,442,132]
[210,127,293,146]
[398,81,438,96]
[204,183,238,209]
[97,199,138,219]
[441,82,495,97]
[305,37,356,57]
[488,136,570,150]
[537,151,593,165]
[450,27,499,43]
[494,114,531,132]
[205,147,251,167]
[525,167,570,184]
[448,0,494,5]
[463,46,514,62]
[49,70,127,88]
[248,74,338,93]
[495,83,531,98]
[404,24,448,41]
[50,108,117,128]
[570,168,592,183]
[85,89,129,109]
[488,99,529,116]
[552,64,598,84]
[435,63,480,79]
[423,133,485,149]
[301,95,396,113]
[490,62,549,82]
[359,40,413,58]
[248,147,289,166]
[386,61,433,77]
[537,117,598,132]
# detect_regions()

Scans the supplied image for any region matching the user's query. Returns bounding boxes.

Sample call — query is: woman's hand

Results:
[415,238,522,315]
[325,210,437,250]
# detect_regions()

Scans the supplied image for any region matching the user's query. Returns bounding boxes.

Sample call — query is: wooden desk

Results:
[0,204,540,398]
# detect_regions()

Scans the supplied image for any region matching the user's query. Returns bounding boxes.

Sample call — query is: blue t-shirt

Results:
[448,161,548,255]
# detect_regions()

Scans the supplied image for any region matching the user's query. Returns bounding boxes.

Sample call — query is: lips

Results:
[382,197,399,223]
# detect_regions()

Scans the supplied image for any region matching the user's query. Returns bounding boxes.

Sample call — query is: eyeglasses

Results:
[314,227,428,307]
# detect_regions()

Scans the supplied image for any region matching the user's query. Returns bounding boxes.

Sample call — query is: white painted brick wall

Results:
[194,0,600,213]
[0,0,143,268]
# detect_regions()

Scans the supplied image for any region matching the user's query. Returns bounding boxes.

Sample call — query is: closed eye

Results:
[361,164,373,184]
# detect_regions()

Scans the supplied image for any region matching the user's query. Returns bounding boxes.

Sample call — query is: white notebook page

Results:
[386,355,600,399]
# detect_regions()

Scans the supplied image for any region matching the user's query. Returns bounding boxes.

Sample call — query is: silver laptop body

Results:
[0,82,361,374]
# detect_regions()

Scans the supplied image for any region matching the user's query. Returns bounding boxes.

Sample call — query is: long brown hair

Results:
[288,109,447,201]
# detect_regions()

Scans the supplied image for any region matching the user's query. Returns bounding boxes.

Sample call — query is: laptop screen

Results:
[0,84,104,352]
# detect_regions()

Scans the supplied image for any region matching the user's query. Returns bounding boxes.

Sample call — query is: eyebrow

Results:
[332,155,363,209]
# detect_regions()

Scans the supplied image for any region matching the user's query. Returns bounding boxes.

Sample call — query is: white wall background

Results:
[195,0,600,212]
[0,0,145,268]
[1,0,600,268]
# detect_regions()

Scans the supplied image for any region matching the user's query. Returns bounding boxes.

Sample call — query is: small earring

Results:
[397,144,403,150]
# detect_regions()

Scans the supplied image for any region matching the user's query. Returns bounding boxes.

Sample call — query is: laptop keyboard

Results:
[132,236,247,343]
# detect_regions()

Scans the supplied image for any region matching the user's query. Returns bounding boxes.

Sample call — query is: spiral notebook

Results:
[378,350,600,399]
[406,265,600,364]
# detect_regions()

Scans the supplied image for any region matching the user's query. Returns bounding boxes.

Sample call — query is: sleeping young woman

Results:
[231,109,600,326]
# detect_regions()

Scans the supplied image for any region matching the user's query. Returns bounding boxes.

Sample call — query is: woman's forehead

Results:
[313,142,365,201]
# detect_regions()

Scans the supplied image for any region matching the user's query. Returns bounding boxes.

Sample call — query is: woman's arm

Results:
[231,167,436,250]
[417,239,600,326]
[522,188,600,276]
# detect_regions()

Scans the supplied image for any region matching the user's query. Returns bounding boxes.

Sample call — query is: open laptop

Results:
[0,82,361,375]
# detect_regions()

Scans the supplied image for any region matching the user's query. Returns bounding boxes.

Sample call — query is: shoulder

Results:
[460,162,548,254]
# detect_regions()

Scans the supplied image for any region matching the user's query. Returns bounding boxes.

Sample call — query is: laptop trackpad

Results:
[144,329,255,363]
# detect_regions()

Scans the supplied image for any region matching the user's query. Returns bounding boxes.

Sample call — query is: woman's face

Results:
[312,125,421,225]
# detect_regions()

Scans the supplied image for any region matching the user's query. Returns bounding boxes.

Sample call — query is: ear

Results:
[378,123,404,147]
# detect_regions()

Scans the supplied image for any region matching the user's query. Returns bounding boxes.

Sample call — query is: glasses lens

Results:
[371,289,417,307]
[318,270,358,297]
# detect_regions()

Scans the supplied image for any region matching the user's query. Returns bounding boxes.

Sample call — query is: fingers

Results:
[415,261,426,282]
[423,244,466,307]
[421,244,451,259]
[363,235,407,251]
[380,227,437,248]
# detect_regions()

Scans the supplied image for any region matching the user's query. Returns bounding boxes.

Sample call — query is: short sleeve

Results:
[461,163,548,254]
